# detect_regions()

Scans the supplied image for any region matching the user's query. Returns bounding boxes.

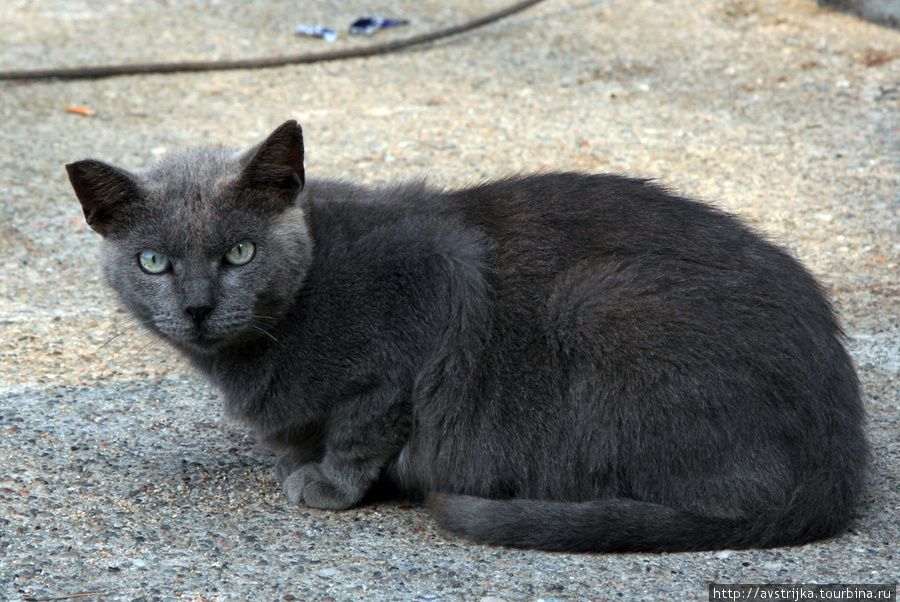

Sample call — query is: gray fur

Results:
[66,120,868,552]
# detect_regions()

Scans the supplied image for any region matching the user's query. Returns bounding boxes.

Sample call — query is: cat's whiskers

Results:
[100,331,167,375]
[248,323,285,348]
[242,315,283,347]
[96,318,155,352]
[93,317,173,375]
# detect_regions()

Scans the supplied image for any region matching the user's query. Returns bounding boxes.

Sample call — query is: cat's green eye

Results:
[138,251,171,274]
[224,241,256,266]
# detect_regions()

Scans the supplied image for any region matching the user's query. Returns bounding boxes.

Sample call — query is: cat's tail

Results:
[428,488,851,552]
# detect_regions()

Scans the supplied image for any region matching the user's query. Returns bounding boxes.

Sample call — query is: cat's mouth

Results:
[153,309,270,355]
[174,322,263,355]
[154,320,230,354]
[178,330,234,354]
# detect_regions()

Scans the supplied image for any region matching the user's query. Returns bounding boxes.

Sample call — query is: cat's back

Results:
[309,172,740,263]
[445,172,836,326]
[450,172,775,268]
[303,172,846,363]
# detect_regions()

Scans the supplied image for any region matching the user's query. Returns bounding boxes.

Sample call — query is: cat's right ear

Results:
[66,159,140,237]
[238,120,305,210]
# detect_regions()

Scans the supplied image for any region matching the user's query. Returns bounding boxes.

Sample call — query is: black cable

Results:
[0,0,546,82]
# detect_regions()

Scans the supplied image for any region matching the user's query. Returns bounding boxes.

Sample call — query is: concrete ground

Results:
[1,0,898,600]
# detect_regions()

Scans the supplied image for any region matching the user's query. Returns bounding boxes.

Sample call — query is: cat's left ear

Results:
[239,120,305,209]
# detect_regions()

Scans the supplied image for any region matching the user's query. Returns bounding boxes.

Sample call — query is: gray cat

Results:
[66,120,868,552]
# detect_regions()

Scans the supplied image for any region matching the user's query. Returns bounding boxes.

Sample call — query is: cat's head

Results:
[66,120,312,355]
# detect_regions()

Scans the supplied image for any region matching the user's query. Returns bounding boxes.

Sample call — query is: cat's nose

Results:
[185,305,214,326]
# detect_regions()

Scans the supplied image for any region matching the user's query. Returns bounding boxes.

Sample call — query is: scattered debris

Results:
[294,16,410,41]
[349,16,410,36]
[65,106,97,116]
[294,24,337,43]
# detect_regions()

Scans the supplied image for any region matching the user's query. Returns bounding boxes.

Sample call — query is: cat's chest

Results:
[200,343,297,426]
[199,294,401,431]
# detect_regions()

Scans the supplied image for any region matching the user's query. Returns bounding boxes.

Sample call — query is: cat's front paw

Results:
[283,464,357,510]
